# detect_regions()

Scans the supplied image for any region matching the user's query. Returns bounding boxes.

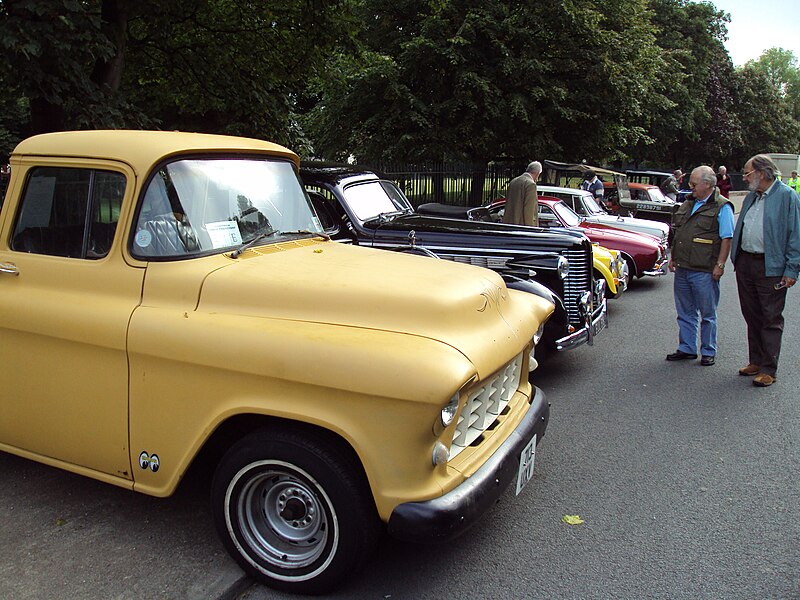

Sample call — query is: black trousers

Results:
[734,252,788,375]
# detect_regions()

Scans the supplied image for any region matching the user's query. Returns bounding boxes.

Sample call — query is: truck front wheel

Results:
[211,428,380,594]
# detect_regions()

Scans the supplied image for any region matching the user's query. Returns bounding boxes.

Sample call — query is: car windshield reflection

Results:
[552,201,582,227]
[582,193,607,215]
[646,188,672,203]
[133,158,321,259]
[343,181,413,221]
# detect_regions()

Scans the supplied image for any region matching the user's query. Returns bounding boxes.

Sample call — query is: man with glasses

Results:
[667,165,735,366]
[730,154,800,387]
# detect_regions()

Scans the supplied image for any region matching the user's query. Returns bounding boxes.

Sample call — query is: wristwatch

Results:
[716,262,725,270]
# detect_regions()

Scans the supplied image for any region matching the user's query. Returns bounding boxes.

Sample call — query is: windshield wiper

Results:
[230,226,278,259]
[281,229,331,241]
[371,211,405,224]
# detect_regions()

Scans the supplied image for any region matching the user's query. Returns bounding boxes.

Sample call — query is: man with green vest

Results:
[666,165,735,366]
[786,170,800,193]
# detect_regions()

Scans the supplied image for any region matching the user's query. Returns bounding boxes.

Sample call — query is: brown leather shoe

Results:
[753,373,776,387]
[738,364,760,376]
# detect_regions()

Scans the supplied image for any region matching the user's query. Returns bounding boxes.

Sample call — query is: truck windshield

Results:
[342,180,413,222]
[133,158,322,258]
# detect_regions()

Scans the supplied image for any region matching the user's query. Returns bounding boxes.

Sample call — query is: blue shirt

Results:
[690,195,735,239]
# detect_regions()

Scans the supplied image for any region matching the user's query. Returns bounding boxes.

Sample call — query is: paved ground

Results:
[2,255,798,599]
[0,455,248,600]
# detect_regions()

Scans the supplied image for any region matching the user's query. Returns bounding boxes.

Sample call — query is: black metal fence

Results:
[367,160,527,209]
[362,161,752,208]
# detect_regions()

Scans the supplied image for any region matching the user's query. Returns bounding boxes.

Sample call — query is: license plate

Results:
[515,434,537,495]
[592,313,607,336]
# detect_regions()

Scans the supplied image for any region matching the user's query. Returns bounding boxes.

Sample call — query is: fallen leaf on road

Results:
[562,514,584,525]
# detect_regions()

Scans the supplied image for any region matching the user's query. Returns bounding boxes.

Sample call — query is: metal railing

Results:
[367,160,527,209]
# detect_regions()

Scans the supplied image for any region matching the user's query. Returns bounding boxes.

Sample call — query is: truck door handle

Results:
[0,262,19,276]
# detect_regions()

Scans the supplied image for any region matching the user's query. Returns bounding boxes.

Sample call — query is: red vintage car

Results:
[487,196,668,280]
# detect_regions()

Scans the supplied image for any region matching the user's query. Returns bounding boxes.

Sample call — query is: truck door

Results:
[0,160,144,481]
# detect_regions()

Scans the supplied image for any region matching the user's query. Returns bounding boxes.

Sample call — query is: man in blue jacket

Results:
[731,154,800,387]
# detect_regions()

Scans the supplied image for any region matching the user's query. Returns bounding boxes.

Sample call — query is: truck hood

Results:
[197,240,552,379]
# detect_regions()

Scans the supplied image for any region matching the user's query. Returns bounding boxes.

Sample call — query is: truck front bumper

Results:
[386,386,549,543]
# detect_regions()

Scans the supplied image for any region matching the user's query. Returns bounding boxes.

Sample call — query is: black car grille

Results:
[562,248,592,326]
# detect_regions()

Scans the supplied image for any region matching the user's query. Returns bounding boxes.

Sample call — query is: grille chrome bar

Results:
[437,253,510,270]
[450,352,524,459]
[562,249,591,325]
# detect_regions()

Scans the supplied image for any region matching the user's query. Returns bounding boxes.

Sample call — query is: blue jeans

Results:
[673,268,721,357]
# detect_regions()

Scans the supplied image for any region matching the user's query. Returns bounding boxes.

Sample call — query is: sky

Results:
[712,0,800,66]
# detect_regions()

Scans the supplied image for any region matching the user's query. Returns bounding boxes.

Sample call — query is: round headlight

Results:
[432,441,449,466]
[440,393,459,428]
[557,255,570,280]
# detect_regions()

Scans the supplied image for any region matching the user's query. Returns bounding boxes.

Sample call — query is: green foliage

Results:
[1,0,799,168]
[0,0,354,150]
[304,0,666,164]
[729,63,800,165]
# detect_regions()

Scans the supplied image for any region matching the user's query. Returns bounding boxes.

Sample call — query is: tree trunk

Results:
[90,0,129,92]
[470,163,487,206]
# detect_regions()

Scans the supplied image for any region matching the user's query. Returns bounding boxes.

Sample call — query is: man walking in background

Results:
[730,154,800,387]
[667,166,735,366]
[661,169,682,201]
[503,161,541,227]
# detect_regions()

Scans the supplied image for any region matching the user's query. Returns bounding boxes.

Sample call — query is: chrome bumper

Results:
[616,270,629,294]
[555,296,608,352]
[643,257,669,277]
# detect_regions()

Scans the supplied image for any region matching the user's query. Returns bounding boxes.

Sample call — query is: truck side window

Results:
[11,167,126,259]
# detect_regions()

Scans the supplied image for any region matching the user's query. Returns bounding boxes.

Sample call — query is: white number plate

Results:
[592,313,607,336]
[515,434,537,495]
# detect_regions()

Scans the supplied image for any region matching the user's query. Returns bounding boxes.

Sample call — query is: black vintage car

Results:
[300,164,607,356]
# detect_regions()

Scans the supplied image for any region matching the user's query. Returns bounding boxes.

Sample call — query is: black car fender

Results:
[502,274,567,350]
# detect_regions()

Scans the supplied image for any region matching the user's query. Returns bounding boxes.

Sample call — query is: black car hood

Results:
[366,213,587,252]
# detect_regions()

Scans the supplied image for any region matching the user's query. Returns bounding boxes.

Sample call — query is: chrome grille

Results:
[562,248,592,325]
[450,352,524,459]
[438,253,509,270]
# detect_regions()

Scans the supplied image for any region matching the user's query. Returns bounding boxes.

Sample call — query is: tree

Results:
[303,0,665,167]
[745,47,800,125]
[0,0,127,134]
[638,0,740,168]
[729,64,800,166]
[0,0,355,148]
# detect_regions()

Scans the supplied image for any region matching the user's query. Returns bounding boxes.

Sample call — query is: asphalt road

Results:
[1,268,798,600]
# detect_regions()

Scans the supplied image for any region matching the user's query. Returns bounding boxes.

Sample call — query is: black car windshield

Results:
[133,158,322,258]
[552,201,582,227]
[343,180,413,221]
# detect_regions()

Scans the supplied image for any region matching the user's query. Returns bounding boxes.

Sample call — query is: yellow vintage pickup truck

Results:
[0,131,553,593]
